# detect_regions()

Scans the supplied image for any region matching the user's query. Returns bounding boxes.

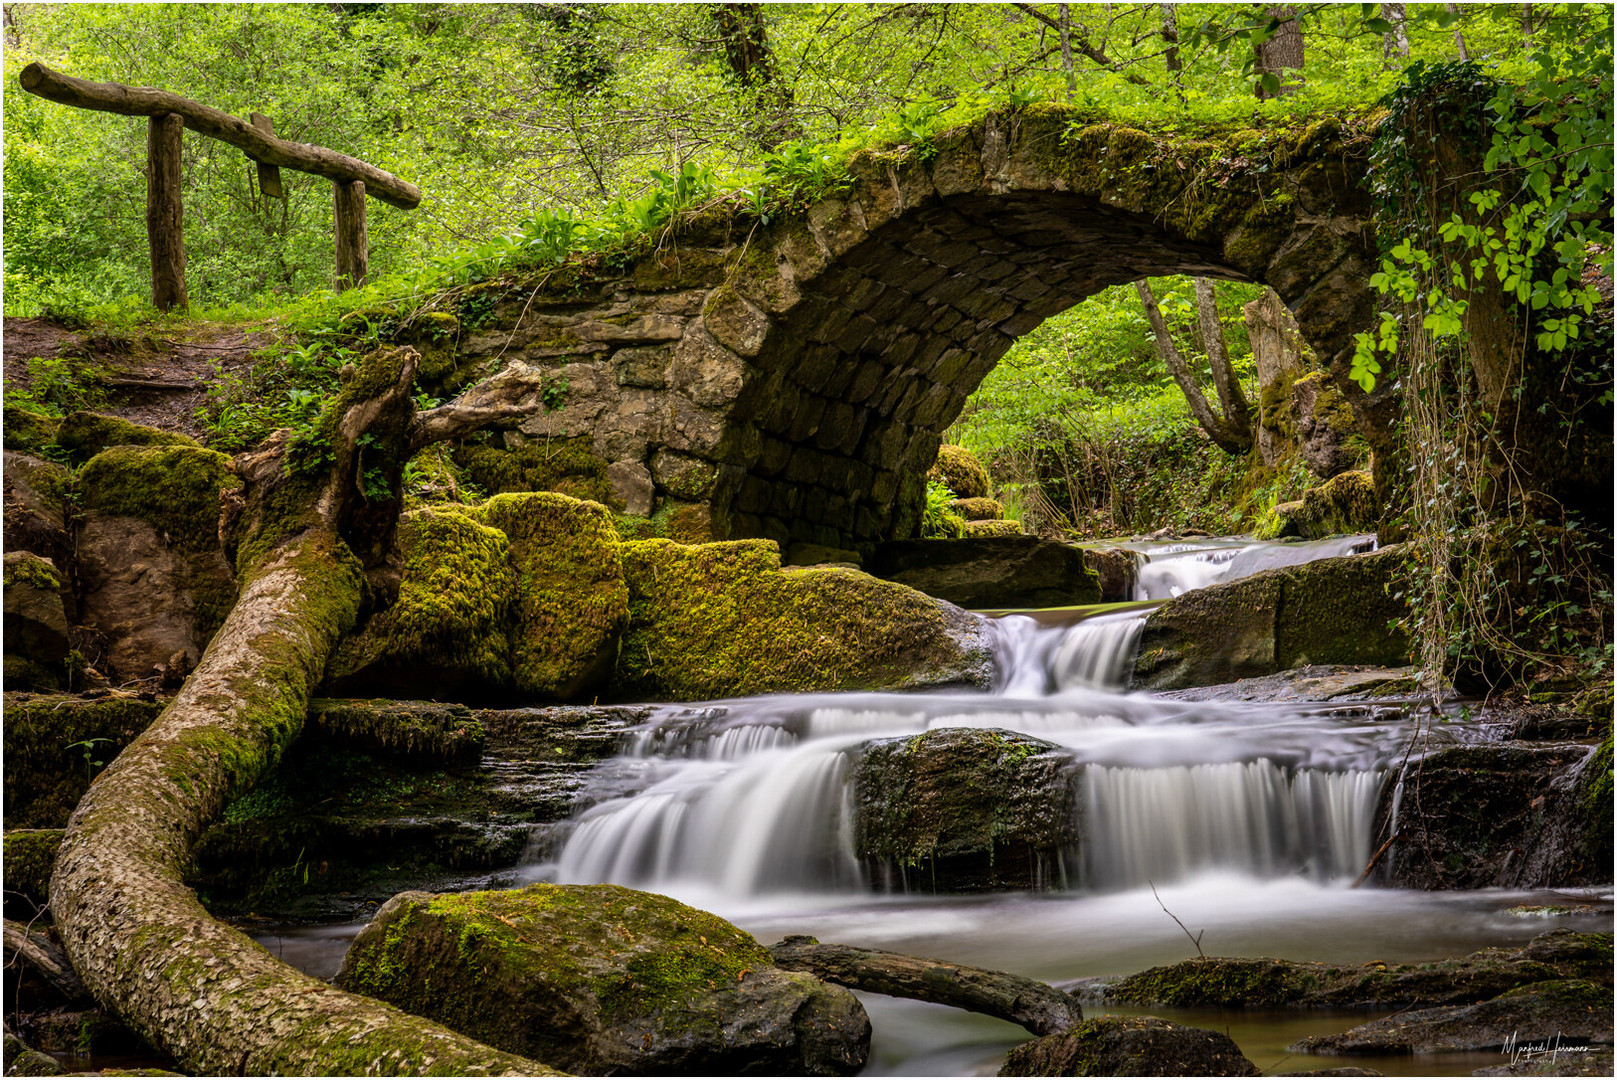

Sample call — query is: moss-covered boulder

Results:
[1078,546,1137,603]
[611,538,993,699]
[964,519,1022,538]
[1,693,167,829]
[451,437,613,505]
[1287,470,1377,538]
[1000,1016,1259,1076]
[1290,979,1613,1056]
[1104,930,1613,1010]
[864,536,1101,609]
[852,728,1077,892]
[1133,545,1409,690]
[334,884,871,1075]
[3,552,70,690]
[479,492,628,698]
[1373,745,1610,889]
[53,410,198,465]
[3,828,64,916]
[952,497,1004,521]
[2,404,61,456]
[928,444,991,500]
[1291,371,1362,480]
[74,445,241,679]
[2,452,74,569]
[327,508,516,698]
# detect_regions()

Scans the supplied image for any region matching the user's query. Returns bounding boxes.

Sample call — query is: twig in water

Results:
[1351,829,1401,889]
[1148,880,1205,959]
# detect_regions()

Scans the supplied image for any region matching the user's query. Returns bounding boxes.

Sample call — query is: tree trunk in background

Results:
[710,2,798,150]
[1195,278,1252,436]
[1058,4,1076,101]
[1381,3,1409,65]
[1243,287,1308,465]
[1254,6,1304,100]
[1447,3,1470,59]
[1160,4,1184,100]
[1135,280,1252,454]
[49,348,549,1076]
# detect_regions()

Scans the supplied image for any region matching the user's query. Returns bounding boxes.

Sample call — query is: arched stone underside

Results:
[468,107,1379,548]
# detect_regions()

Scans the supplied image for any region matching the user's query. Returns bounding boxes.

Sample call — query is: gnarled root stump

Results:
[47,347,556,1076]
[769,935,1082,1036]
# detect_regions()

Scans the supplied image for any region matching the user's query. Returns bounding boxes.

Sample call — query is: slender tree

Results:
[1135,280,1253,454]
[1380,3,1409,66]
[1253,5,1304,100]
[1160,3,1184,100]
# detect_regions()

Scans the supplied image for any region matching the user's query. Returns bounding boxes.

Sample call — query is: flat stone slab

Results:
[1151,665,1419,702]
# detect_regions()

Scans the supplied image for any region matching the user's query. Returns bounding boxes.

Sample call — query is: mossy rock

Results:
[1001,1016,1258,1076]
[1,693,167,829]
[1286,470,1377,538]
[951,497,1003,521]
[77,444,242,553]
[964,519,1022,539]
[334,884,871,1075]
[53,411,197,465]
[327,507,517,699]
[1105,930,1614,1010]
[2,828,64,915]
[2,404,61,456]
[305,698,486,763]
[451,438,613,505]
[611,538,992,700]
[477,492,628,700]
[853,727,1078,892]
[927,444,991,500]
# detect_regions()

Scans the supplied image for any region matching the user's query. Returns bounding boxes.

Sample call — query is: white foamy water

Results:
[1123,533,1378,600]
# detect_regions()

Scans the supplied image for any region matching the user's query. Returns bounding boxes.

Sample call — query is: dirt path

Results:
[4,316,273,441]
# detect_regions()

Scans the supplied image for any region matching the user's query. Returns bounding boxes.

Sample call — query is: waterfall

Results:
[1079,761,1384,887]
[1131,534,1378,601]
[992,610,1148,695]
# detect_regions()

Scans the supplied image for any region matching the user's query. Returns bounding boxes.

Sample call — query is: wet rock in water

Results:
[304,698,486,762]
[852,728,1077,892]
[612,538,993,700]
[1374,744,1611,889]
[1000,1016,1259,1076]
[1289,979,1613,1055]
[335,884,871,1075]
[1077,546,1137,603]
[1133,546,1408,690]
[1102,930,1613,1010]
[1153,665,1417,703]
[863,536,1101,609]
[3,552,70,691]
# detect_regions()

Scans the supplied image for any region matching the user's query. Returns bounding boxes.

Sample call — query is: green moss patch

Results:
[2,827,64,912]
[2,404,62,456]
[77,445,242,553]
[54,410,198,464]
[452,438,613,504]
[927,444,990,500]
[2,692,168,829]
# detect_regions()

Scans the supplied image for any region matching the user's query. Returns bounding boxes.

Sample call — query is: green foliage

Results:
[919,479,965,539]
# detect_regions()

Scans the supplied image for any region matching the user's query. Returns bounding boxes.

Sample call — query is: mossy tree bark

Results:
[48,347,556,1076]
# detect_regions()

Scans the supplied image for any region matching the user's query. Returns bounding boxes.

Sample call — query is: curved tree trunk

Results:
[49,347,555,1076]
[1135,280,1253,454]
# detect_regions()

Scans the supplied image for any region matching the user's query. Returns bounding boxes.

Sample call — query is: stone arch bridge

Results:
[453,105,1378,551]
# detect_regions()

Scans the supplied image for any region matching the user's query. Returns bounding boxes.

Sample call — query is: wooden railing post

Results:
[333,179,367,291]
[248,113,283,198]
[146,112,187,312]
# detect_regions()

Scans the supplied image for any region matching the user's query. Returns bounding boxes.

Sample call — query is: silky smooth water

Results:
[1116,533,1379,600]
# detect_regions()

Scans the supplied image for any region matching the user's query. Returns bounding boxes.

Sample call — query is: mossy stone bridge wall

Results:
[458,106,1376,549]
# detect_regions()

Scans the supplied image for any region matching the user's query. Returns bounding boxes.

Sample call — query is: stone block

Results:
[606,460,654,517]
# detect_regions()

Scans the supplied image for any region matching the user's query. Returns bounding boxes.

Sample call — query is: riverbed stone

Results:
[864,536,1102,609]
[1102,930,1613,1010]
[1000,1016,1260,1076]
[853,728,1078,892]
[335,884,871,1075]
[1133,545,1409,690]
[1290,979,1613,1056]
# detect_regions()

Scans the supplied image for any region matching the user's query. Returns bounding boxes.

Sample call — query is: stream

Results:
[257,535,1612,1076]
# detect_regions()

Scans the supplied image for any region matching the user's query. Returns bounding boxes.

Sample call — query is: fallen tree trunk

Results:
[769,935,1082,1036]
[18,62,421,210]
[3,918,92,1006]
[48,347,553,1076]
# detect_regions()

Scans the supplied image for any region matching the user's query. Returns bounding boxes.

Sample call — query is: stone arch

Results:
[473,106,1378,548]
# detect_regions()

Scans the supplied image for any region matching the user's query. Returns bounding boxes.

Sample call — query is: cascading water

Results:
[1121,533,1379,600]
[544,537,1417,900]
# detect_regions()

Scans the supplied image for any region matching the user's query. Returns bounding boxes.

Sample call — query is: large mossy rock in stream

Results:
[1290,979,1613,1056]
[612,538,993,699]
[74,445,242,680]
[863,536,1102,609]
[1077,546,1137,603]
[1371,744,1610,890]
[1000,1016,1259,1076]
[1133,545,1409,690]
[1101,929,1613,1010]
[335,884,872,1075]
[852,728,1078,892]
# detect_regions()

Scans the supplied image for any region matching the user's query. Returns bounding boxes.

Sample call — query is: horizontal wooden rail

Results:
[19,62,420,210]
